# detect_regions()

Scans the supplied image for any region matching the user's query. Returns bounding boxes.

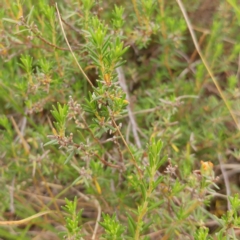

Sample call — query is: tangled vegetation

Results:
[1,0,240,239]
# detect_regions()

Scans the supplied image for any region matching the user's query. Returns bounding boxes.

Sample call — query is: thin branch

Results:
[10,116,30,154]
[93,152,123,170]
[21,23,78,51]
[109,109,143,178]
[60,15,83,36]
[117,67,142,148]
[218,154,231,211]
[91,199,101,240]
[9,177,15,214]
[31,29,76,51]
[79,114,124,170]
[191,25,236,45]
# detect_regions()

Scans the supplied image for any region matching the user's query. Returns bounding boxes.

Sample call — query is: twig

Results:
[60,15,83,36]
[176,0,240,130]
[218,154,231,210]
[117,67,142,148]
[116,107,161,120]
[208,191,230,200]
[10,116,30,154]
[31,29,76,51]
[109,109,143,178]
[177,60,200,80]
[79,115,124,170]
[191,25,236,45]
[14,113,27,144]
[9,177,15,214]
[217,164,240,169]
[93,152,123,170]
[91,199,101,240]
[20,115,27,136]
[22,22,77,51]
[55,3,94,88]
[72,189,101,240]
[114,138,124,165]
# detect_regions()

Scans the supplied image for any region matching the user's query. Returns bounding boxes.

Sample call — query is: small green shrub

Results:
[1,0,240,239]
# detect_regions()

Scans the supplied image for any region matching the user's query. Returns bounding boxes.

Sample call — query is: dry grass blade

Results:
[176,0,240,131]
[0,210,57,226]
[10,116,30,154]
[55,3,94,88]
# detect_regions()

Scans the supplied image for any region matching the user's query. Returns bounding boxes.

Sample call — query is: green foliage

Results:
[194,227,212,240]
[61,197,84,239]
[1,0,240,239]
[99,213,125,240]
[51,103,68,136]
